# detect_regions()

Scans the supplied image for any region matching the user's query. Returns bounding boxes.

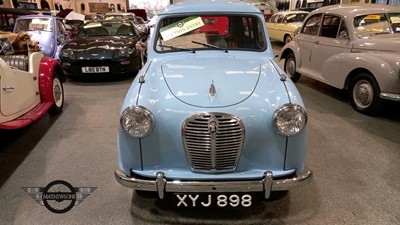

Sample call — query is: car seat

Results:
[116,24,132,36]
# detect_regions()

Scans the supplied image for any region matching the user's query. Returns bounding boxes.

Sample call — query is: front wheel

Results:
[349,73,382,116]
[284,53,301,82]
[47,72,64,115]
[284,35,292,44]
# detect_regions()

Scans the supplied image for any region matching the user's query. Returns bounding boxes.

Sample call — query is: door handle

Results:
[314,40,320,45]
[2,85,15,91]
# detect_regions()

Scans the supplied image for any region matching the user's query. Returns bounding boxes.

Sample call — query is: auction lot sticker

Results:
[160,16,204,41]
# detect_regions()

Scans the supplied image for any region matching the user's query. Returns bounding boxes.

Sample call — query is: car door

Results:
[0,67,40,118]
[295,13,322,76]
[307,14,352,84]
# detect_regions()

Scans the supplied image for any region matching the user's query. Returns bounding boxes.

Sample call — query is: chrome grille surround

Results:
[182,112,245,173]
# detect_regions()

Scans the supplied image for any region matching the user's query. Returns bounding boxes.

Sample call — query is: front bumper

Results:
[114,169,313,199]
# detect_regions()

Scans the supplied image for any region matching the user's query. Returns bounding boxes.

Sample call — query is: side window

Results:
[270,15,277,23]
[277,15,284,23]
[320,15,341,38]
[302,14,322,35]
[56,20,65,34]
[338,20,349,38]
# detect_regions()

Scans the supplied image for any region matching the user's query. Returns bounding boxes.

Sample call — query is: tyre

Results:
[349,73,382,116]
[284,35,292,44]
[47,72,64,115]
[284,53,301,82]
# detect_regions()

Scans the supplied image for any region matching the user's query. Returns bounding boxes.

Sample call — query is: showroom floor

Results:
[0,42,399,225]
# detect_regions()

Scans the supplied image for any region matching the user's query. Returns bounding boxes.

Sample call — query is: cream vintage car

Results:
[0,32,65,129]
[280,4,400,115]
[266,10,309,43]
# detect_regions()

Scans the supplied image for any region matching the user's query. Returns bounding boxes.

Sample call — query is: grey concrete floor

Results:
[0,42,400,225]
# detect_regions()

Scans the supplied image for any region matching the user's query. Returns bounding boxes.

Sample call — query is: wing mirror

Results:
[338,31,349,40]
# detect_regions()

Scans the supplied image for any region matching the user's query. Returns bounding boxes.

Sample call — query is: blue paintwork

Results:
[117,0,308,181]
[14,15,70,59]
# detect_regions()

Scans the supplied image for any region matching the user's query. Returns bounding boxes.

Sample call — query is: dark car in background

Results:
[104,13,148,35]
[59,20,145,79]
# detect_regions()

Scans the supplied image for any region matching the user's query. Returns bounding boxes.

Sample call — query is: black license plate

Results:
[175,193,253,207]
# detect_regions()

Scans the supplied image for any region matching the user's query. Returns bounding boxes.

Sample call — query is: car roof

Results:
[16,14,63,20]
[158,0,262,15]
[273,10,309,16]
[312,4,400,17]
[105,13,135,16]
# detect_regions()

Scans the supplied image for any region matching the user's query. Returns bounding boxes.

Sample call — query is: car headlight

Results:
[117,47,134,57]
[120,106,154,138]
[273,104,307,136]
[61,48,73,58]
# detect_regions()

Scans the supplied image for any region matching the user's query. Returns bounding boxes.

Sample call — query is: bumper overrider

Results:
[114,169,313,199]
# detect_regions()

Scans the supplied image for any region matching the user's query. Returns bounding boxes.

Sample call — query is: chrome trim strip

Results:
[115,169,313,199]
[380,92,400,101]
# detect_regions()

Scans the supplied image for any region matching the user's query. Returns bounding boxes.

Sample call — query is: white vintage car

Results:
[280,4,400,115]
[0,32,65,129]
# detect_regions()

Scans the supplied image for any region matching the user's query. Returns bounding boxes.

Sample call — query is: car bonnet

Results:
[161,57,261,108]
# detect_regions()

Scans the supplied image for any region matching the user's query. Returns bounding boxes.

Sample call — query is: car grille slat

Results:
[182,112,245,173]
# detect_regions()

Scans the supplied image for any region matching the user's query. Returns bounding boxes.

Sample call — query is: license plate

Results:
[175,194,252,207]
[81,66,109,73]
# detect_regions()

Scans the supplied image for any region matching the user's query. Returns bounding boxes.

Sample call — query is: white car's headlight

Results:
[273,104,307,136]
[120,106,154,138]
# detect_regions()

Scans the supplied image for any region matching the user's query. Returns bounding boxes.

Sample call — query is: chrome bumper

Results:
[380,92,400,101]
[114,169,313,199]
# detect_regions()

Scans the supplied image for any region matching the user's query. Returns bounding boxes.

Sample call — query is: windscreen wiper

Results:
[191,41,228,53]
[158,44,195,53]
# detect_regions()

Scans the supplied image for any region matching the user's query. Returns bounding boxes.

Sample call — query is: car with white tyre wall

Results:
[280,4,400,115]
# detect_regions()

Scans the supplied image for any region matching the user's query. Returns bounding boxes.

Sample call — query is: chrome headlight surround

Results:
[60,48,73,58]
[117,47,134,57]
[273,104,307,137]
[120,106,154,138]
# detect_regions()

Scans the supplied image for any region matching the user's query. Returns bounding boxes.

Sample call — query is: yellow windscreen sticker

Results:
[364,15,381,20]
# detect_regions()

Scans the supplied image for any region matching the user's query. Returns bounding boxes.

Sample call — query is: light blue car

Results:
[14,15,70,60]
[115,0,312,207]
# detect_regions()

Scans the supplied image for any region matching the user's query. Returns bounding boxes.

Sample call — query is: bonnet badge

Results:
[209,80,216,97]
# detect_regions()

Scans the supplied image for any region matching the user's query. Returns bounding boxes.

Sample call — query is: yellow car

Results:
[266,11,309,43]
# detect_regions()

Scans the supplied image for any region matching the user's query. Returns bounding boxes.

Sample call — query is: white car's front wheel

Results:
[48,72,64,115]
[350,73,382,116]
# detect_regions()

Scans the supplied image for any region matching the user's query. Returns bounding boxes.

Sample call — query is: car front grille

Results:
[182,112,245,173]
